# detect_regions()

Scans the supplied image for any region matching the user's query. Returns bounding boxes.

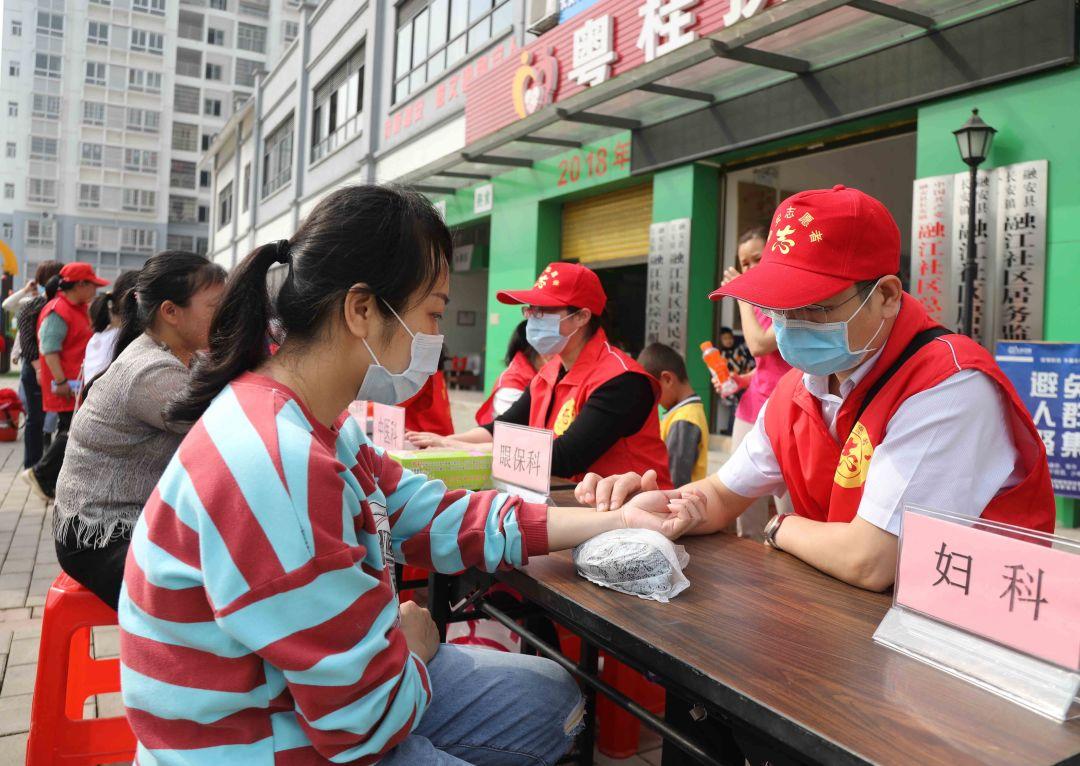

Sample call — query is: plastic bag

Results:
[572,529,690,603]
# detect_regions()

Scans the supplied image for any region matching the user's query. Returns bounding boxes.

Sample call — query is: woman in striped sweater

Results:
[118,185,704,766]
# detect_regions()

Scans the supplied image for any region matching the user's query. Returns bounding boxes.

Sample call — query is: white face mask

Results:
[356,300,444,405]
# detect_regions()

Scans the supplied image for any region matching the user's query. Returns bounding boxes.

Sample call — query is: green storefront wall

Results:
[436,132,721,404]
[915,64,1080,526]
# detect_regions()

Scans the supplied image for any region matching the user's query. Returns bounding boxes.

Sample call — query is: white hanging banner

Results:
[950,169,995,347]
[993,159,1047,341]
[645,218,691,356]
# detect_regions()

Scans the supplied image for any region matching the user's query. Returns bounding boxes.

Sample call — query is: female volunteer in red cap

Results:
[577,185,1054,591]
[410,262,673,487]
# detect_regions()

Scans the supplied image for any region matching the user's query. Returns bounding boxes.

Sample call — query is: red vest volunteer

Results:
[38,262,110,414]
[577,186,1053,592]
[475,350,538,426]
[411,263,672,487]
[402,370,455,437]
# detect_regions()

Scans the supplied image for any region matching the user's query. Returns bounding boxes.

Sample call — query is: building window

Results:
[3,184,13,200]
[235,58,259,87]
[195,237,208,256]
[209,0,227,9]
[179,11,203,41]
[170,159,196,189]
[25,220,56,246]
[236,22,266,53]
[207,27,225,45]
[34,53,62,79]
[172,122,198,152]
[129,68,162,93]
[29,136,58,161]
[177,47,202,78]
[125,148,158,173]
[77,225,99,250]
[174,84,200,114]
[167,234,194,251]
[130,29,164,54]
[218,181,233,229]
[127,107,160,133]
[241,163,251,212]
[27,179,57,205]
[81,143,104,167]
[133,0,166,16]
[83,101,105,125]
[88,21,109,45]
[79,184,102,208]
[121,227,156,252]
[32,94,61,119]
[283,21,299,44]
[197,204,209,223]
[205,62,223,80]
[169,195,197,224]
[312,45,365,162]
[8,61,18,78]
[393,0,511,103]
[36,11,63,38]
[11,20,21,36]
[204,98,222,117]
[201,133,215,151]
[3,222,14,239]
[239,0,268,18]
[122,188,156,213]
[199,169,211,188]
[262,116,293,198]
[8,101,18,117]
[85,61,107,86]
[4,142,14,158]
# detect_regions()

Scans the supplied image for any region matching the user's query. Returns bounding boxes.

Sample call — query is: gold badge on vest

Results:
[835,421,875,489]
[554,398,576,436]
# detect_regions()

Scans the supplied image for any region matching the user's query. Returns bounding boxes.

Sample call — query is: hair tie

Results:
[273,239,292,266]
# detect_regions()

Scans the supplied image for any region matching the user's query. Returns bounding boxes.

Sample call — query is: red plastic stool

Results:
[27,574,136,766]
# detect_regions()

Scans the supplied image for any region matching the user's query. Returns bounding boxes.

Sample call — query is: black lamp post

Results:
[952,108,997,338]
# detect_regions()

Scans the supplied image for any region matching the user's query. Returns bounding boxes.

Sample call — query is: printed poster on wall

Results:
[645,218,691,356]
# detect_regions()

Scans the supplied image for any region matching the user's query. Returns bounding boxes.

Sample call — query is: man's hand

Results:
[53,381,73,399]
[575,469,659,512]
[406,431,447,449]
[621,490,706,540]
[399,601,439,664]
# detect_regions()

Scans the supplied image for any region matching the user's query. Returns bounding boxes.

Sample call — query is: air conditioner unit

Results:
[526,0,559,36]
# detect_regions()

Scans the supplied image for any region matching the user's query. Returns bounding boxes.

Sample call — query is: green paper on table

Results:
[386,449,493,491]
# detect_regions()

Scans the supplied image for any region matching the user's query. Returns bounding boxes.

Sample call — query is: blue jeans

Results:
[380,644,584,766]
[19,363,43,469]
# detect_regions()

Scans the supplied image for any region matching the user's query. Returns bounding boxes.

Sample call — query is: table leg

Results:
[429,573,452,641]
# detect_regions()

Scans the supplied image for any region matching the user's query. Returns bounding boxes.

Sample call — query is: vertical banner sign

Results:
[995,341,1080,498]
[994,160,1047,341]
[645,218,691,356]
[452,244,474,272]
[492,422,554,498]
[911,175,953,324]
[951,169,994,347]
[371,403,406,451]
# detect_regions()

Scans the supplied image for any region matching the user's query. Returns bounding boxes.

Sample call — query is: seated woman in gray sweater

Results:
[53,252,226,609]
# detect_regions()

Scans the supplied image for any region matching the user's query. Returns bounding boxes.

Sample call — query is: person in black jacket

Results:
[14,261,63,469]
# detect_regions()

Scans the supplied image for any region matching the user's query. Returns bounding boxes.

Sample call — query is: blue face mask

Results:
[526,311,580,356]
[772,283,886,377]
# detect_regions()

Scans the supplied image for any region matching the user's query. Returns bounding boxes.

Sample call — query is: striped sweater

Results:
[118,372,549,765]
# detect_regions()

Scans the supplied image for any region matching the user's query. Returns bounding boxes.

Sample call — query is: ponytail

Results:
[89,293,112,333]
[112,287,143,362]
[44,275,61,301]
[167,242,283,424]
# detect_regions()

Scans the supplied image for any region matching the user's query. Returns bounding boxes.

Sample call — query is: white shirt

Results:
[717,337,1027,536]
[492,386,525,417]
[83,327,119,383]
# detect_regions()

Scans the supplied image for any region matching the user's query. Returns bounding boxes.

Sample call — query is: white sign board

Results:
[645,218,691,356]
[473,184,493,214]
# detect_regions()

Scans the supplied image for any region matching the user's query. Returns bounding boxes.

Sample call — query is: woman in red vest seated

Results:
[401,357,455,437]
[409,262,672,487]
[577,186,1055,592]
[21,262,109,501]
[474,320,545,426]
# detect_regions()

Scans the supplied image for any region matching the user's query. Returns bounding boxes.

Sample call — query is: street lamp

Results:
[952,108,997,338]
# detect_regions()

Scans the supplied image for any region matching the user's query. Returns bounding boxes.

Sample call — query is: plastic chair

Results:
[27,574,136,766]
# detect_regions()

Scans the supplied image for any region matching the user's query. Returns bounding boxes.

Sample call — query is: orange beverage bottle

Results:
[700,341,731,383]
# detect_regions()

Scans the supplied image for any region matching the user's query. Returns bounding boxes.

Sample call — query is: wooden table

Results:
[484,490,1080,766]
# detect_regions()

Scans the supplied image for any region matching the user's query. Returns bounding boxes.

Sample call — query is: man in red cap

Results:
[409,261,672,487]
[21,262,108,500]
[576,186,1054,591]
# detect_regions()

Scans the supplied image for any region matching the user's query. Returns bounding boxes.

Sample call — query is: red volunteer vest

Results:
[528,330,673,488]
[475,351,537,426]
[764,295,1054,532]
[37,293,93,414]
[402,371,455,437]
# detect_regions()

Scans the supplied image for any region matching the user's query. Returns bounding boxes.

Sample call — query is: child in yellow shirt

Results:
[638,343,709,485]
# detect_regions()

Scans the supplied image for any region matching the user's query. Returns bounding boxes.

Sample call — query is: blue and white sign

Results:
[995,341,1080,498]
[559,0,602,22]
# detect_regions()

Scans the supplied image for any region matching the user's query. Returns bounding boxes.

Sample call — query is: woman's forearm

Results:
[43,352,65,381]
[546,506,624,551]
[738,302,778,357]
[449,427,494,444]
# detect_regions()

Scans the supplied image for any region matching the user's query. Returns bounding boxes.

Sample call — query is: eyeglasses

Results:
[762,282,877,325]
[521,306,567,320]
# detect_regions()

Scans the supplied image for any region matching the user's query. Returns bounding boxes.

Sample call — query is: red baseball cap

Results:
[710,185,899,310]
[60,262,109,287]
[497,262,607,315]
